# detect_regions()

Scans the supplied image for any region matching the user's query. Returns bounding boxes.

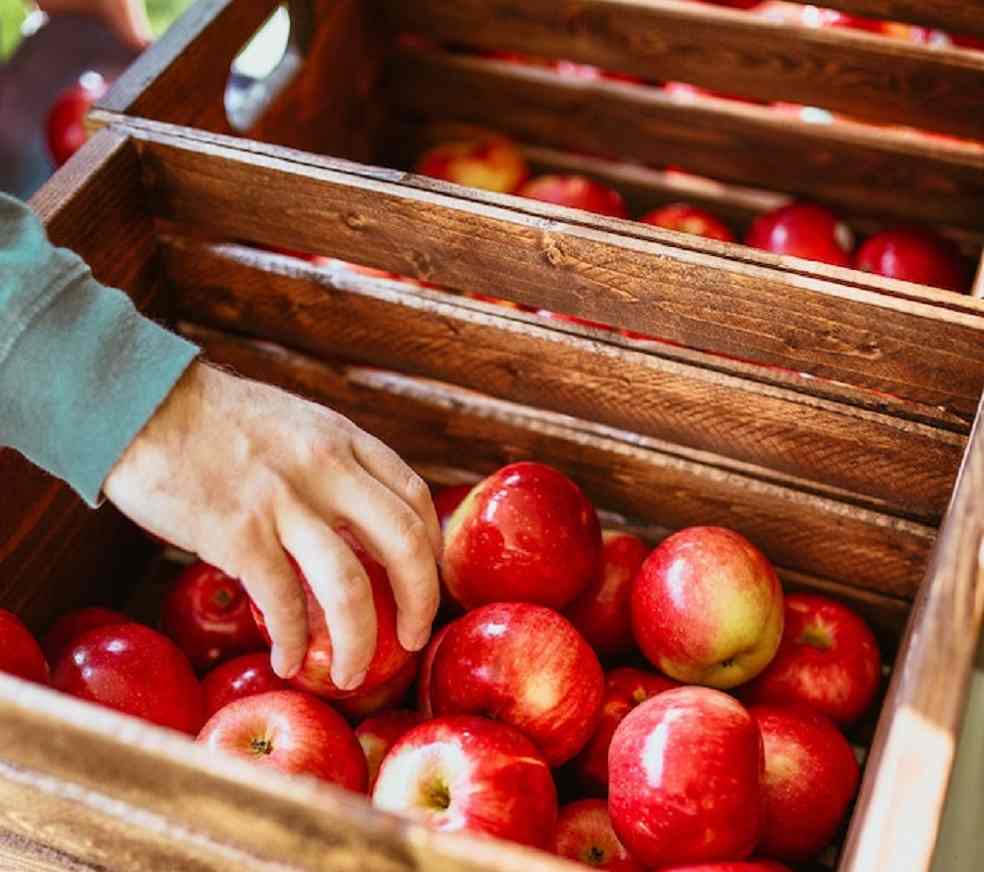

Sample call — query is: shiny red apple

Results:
[632,526,784,688]
[566,530,649,659]
[640,203,735,242]
[52,623,204,734]
[417,623,452,718]
[518,175,629,218]
[749,703,860,861]
[0,609,48,684]
[416,137,529,193]
[573,667,680,794]
[201,652,289,720]
[355,708,424,789]
[854,227,969,293]
[426,603,604,765]
[433,484,475,531]
[554,799,644,872]
[46,71,109,167]
[42,607,127,669]
[609,686,764,866]
[745,202,853,267]
[443,461,601,610]
[197,690,367,791]
[372,715,557,848]
[653,862,792,872]
[741,593,880,726]
[333,653,420,721]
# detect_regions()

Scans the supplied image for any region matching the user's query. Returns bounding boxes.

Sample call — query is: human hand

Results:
[37,0,153,49]
[103,362,442,689]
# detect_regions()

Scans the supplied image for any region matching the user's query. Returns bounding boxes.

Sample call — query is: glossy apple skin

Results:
[162,562,265,671]
[518,175,629,219]
[573,667,680,794]
[416,623,452,718]
[198,690,367,791]
[443,461,602,610]
[52,623,204,734]
[0,609,49,684]
[201,652,289,720]
[854,227,968,293]
[749,703,860,862]
[46,72,109,167]
[372,714,557,848]
[640,203,735,242]
[416,137,529,193]
[251,534,413,699]
[427,603,604,765]
[632,527,783,688]
[745,202,853,267]
[42,607,127,669]
[566,530,649,659]
[334,653,420,721]
[554,799,644,872]
[652,861,791,872]
[355,708,425,789]
[609,687,764,866]
[433,484,474,531]
[741,593,880,726]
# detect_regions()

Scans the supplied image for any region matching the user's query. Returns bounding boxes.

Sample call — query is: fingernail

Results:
[337,670,368,692]
[399,623,430,653]
[271,646,301,680]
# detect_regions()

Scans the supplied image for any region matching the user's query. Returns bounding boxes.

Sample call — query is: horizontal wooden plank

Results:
[816,0,984,38]
[118,120,984,421]
[388,50,984,233]
[382,0,984,141]
[182,324,936,598]
[164,238,965,519]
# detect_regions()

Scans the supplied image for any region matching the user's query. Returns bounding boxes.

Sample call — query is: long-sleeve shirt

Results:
[0,192,198,506]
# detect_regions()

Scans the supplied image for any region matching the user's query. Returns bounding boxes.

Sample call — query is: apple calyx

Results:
[420,777,451,811]
[249,736,274,756]
[585,845,607,865]
[212,588,234,609]
[798,624,833,650]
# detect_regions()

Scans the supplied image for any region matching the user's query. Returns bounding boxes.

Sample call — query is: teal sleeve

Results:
[0,192,199,506]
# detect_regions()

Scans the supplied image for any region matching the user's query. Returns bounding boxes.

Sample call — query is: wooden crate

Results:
[1,114,982,870]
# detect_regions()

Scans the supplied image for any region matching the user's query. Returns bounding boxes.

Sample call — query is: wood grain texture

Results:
[382,0,984,140]
[814,0,984,38]
[119,120,984,421]
[388,49,984,232]
[841,397,984,872]
[163,238,965,520]
[0,829,106,872]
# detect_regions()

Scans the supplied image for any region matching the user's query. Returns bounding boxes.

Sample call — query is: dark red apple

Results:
[640,203,735,242]
[443,461,602,610]
[162,561,265,671]
[426,603,604,765]
[741,593,881,726]
[608,686,764,866]
[573,667,680,794]
[854,227,969,293]
[518,175,629,218]
[197,690,367,791]
[652,862,791,872]
[46,71,109,167]
[42,607,127,668]
[417,623,452,718]
[749,703,860,862]
[0,609,48,684]
[566,530,649,659]
[745,202,854,267]
[201,652,289,720]
[632,527,784,688]
[355,708,424,789]
[416,137,529,193]
[333,653,420,721]
[52,623,204,734]
[554,799,644,871]
[372,715,557,848]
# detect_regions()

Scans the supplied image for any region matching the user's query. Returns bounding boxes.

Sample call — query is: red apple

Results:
[426,603,604,765]
[740,593,880,726]
[355,708,424,789]
[416,137,529,193]
[518,175,629,218]
[162,561,265,671]
[573,667,680,794]
[443,461,601,610]
[46,71,109,167]
[854,227,969,293]
[640,203,735,242]
[197,690,367,791]
[372,715,557,848]
[250,532,413,699]
[631,527,784,688]
[609,687,764,866]
[0,609,48,684]
[554,799,644,872]
[566,530,649,659]
[52,623,204,734]
[745,202,854,267]
[201,652,289,720]
[433,484,474,531]
[333,653,420,721]
[653,862,791,872]
[42,607,127,668]
[417,623,452,718]
[749,703,860,861]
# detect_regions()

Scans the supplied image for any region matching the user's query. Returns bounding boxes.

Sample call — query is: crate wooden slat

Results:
[812,0,984,37]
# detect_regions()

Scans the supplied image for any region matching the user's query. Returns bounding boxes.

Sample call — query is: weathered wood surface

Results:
[814,0,984,37]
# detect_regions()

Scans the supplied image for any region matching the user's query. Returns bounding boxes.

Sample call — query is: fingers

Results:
[277,501,377,691]
[352,434,443,559]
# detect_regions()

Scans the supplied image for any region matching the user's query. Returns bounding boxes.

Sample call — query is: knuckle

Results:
[332,574,372,616]
[403,472,430,506]
[393,512,429,560]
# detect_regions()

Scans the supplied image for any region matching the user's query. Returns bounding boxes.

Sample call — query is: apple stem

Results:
[585,846,606,865]
[249,737,274,756]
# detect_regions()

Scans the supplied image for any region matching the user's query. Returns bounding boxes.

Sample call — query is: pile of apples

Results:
[0,460,884,870]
